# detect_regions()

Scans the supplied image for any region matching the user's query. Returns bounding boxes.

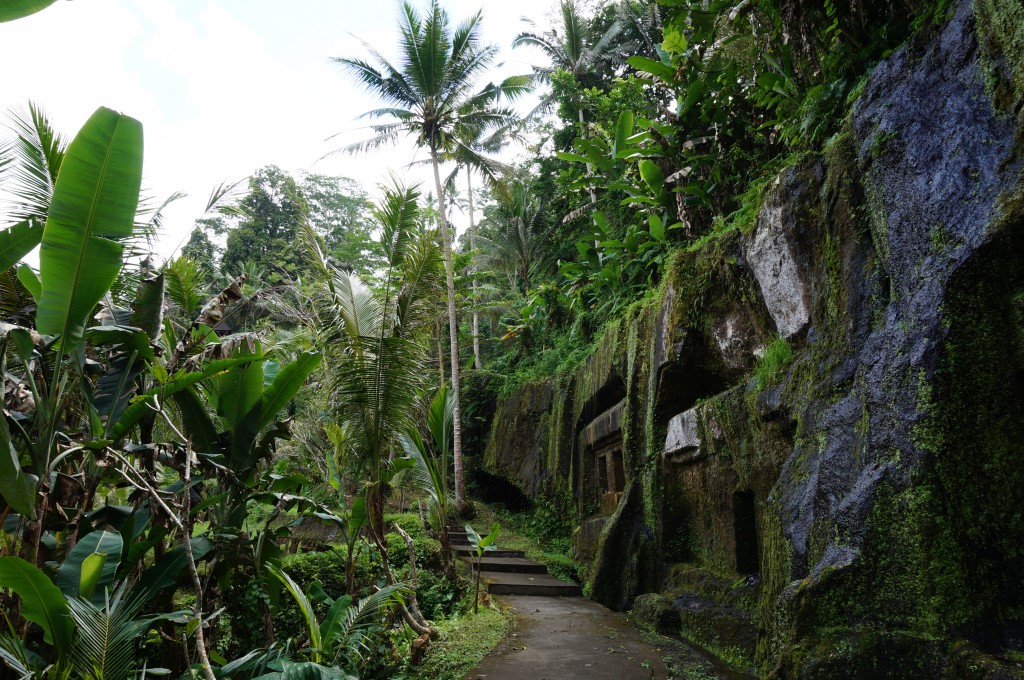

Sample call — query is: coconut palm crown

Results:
[333,0,529,505]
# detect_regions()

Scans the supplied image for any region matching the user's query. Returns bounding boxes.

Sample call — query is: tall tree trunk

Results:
[579,108,598,209]
[466,170,482,370]
[430,144,466,507]
[579,107,601,260]
[436,319,445,385]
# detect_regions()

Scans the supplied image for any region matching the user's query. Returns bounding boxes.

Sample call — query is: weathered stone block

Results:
[744,195,810,339]
[664,407,701,463]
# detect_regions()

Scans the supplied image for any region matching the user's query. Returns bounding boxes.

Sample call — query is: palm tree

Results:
[482,179,551,295]
[612,0,664,63]
[513,1,623,209]
[444,118,521,369]
[512,0,623,84]
[334,0,528,505]
[303,179,441,638]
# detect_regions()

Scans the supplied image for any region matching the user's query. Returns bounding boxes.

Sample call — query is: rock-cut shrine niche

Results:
[580,399,626,516]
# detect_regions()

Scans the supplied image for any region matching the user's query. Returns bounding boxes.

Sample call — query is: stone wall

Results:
[478,1,1024,676]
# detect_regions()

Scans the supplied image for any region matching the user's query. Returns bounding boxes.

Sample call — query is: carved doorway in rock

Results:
[580,398,626,516]
[595,439,625,515]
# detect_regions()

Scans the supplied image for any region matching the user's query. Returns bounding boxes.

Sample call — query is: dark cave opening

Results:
[472,469,533,513]
[733,490,759,575]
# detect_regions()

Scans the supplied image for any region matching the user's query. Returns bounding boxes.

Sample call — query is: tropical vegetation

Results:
[0,0,957,675]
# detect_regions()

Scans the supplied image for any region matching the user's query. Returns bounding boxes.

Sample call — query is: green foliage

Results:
[0,556,72,653]
[395,605,507,680]
[0,0,58,23]
[269,556,408,674]
[179,227,217,268]
[464,522,499,614]
[66,585,186,680]
[301,173,381,278]
[272,551,350,641]
[220,165,307,277]
[37,106,142,346]
[55,530,122,603]
[164,254,209,319]
[754,337,794,389]
[0,220,44,272]
[413,570,463,621]
[304,179,442,546]
[399,386,455,542]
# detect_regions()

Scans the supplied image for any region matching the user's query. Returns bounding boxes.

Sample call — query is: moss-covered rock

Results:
[477,1,1024,677]
[631,592,681,635]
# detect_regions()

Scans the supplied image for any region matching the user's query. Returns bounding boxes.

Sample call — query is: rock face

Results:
[744,194,810,339]
[479,2,1024,677]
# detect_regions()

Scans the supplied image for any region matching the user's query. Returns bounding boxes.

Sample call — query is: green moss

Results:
[911,226,1024,636]
[869,130,899,158]
[974,0,1024,111]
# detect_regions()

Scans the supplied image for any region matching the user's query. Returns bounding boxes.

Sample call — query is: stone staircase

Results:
[449,527,582,597]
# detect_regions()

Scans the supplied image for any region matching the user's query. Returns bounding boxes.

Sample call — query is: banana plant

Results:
[169,340,321,527]
[0,107,143,560]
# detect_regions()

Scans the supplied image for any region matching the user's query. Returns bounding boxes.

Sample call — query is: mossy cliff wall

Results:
[480,1,1024,677]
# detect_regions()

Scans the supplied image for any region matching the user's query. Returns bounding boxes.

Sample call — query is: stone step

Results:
[462,556,549,574]
[480,571,583,597]
[454,545,525,559]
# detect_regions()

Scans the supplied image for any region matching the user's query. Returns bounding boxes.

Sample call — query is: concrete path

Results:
[463,595,667,680]
[453,526,744,680]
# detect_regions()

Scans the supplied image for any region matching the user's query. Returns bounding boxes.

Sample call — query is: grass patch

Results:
[754,336,794,389]
[401,603,511,680]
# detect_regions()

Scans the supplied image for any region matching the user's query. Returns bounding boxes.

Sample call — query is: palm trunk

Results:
[579,107,601,260]
[430,143,466,507]
[436,319,445,385]
[467,170,481,370]
[579,108,598,209]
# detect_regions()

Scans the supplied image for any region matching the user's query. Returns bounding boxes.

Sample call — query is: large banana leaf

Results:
[102,356,263,444]
[257,351,321,432]
[171,387,221,455]
[0,0,58,22]
[0,435,34,519]
[216,341,264,470]
[0,556,72,653]
[0,220,43,271]
[36,107,143,346]
[56,530,123,603]
[15,264,40,300]
[132,537,212,601]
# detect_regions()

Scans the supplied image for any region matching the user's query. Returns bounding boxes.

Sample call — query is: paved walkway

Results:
[455,526,744,680]
[464,595,667,680]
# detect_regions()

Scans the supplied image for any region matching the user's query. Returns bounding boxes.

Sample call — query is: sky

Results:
[0,0,554,259]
